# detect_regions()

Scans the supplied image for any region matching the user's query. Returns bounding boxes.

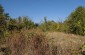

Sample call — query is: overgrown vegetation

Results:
[0,4,85,55]
[3,29,50,55]
[65,6,85,35]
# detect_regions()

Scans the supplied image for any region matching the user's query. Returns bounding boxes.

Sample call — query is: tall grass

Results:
[0,29,85,55]
[4,29,50,55]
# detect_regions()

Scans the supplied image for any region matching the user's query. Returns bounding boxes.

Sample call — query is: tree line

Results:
[0,4,85,36]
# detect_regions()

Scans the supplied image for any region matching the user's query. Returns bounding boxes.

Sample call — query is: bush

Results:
[40,20,59,31]
[65,6,85,35]
[80,43,85,55]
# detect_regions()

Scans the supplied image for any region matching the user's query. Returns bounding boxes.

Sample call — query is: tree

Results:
[22,16,34,29]
[16,16,24,30]
[65,6,85,35]
[0,4,9,36]
[7,18,17,31]
[40,17,59,31]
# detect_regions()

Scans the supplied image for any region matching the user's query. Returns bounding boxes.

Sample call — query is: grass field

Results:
[46,32,85,55]
[0,30,85,55]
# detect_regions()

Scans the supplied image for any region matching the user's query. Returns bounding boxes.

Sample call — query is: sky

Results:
[0,0,85,23]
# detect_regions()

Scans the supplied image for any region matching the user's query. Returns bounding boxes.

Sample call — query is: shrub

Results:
[65,6,85,35]
[80,43,85,55]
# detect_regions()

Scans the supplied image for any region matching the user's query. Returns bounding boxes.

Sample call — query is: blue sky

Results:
[0,0,85,23]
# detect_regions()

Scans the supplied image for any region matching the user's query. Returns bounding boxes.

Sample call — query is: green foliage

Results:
[80,43,85,55]
[6,16,35,30]
[57,22,67,32]
[7,18,17,30]
[0,4,10,39]
[65,6,85,35]
[0,5,7,31]
[40,17,59,31]
[22,16,34,29]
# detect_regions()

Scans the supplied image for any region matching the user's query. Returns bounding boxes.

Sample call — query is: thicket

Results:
[0,4,85,36]
[39,6,85,36]
[65,6,85,35]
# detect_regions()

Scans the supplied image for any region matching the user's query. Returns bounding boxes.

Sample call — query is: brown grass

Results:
[46,32,85,55]
[0,30,85,55]
[5,29,50,55]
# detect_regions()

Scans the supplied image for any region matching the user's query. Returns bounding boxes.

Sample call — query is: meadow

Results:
[0,29,85,55]
[0,4,85,55]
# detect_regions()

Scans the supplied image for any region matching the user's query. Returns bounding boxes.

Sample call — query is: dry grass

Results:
[0,30,85,55]
[4,29,50,55]
[46,32,85,55]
